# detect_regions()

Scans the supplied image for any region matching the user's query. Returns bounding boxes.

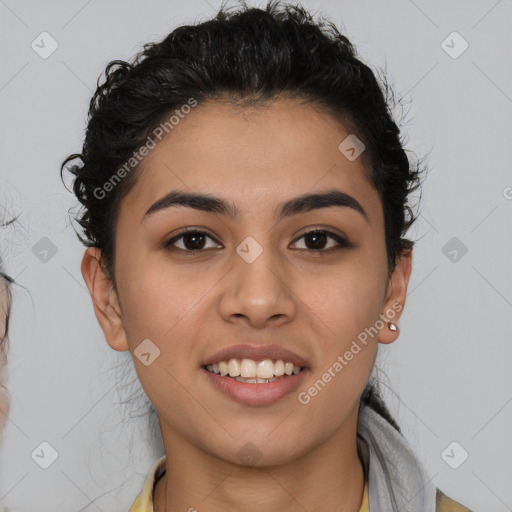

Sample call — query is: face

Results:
[83,98,411,467]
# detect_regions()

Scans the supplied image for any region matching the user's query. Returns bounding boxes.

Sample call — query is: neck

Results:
[153,409,365,512]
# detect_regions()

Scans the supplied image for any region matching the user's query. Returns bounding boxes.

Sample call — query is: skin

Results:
[82,98,412,512]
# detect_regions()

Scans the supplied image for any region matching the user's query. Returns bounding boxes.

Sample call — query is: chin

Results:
[206,434,309,468]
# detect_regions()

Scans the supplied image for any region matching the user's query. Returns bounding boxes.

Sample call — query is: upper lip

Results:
[203,344,309,368]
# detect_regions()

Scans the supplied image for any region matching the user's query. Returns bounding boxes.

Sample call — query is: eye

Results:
[164,228,350,254]
[290,229,349,253]
[164,229,222,253]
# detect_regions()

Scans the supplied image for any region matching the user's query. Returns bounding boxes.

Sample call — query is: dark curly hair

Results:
[61,0,425,433]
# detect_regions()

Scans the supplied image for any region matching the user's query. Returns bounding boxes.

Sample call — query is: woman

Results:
[62,1,473,510]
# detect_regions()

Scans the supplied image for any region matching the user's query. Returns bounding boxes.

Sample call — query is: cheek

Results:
[297,270,381,403]
[115,245,207,344]
[290,251,385,408]
[296,256,387,344]
[116,263,202,416]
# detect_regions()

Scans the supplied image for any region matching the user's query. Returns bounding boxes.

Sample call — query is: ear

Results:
[81,247,129,352]
[378,247,413,344]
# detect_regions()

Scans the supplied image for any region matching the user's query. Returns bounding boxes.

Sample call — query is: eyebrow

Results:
[142,189,369,223]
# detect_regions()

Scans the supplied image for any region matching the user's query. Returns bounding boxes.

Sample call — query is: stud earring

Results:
[388,322,398,331]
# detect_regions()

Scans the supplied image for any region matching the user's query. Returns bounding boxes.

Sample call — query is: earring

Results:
[388,322,398,331]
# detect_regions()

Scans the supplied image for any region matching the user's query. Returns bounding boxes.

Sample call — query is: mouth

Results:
[201,345,310,406]
[203,358,304,383]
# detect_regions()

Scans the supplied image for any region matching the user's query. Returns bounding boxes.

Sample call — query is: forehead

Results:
[121,98,380,219]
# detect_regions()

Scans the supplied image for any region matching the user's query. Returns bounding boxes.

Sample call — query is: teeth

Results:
[218,361,229,376]
[228,358,241,377]
[235,376,281,383]
[274,360,285,376]
[257,359,274,379]
[241,359,257,377]
[205,358,303,379]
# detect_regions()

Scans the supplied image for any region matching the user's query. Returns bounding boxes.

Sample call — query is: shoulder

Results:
[436,489,473,512]
[128,456,167,512]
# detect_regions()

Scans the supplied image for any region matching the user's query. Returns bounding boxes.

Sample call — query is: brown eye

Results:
[165,230,221,252]
[291,229,349,252]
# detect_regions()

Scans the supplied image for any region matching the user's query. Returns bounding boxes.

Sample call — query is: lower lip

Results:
[201,367,309,406]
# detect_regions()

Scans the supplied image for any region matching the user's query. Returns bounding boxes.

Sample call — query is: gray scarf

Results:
[357,404,437,511]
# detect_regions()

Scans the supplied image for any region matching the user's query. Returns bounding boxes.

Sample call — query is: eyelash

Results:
[164,228,350,255]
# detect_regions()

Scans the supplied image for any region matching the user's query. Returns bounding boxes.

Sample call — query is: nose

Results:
[218,242,297,329]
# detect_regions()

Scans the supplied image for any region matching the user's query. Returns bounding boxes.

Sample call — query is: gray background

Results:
[0,0,511,510]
